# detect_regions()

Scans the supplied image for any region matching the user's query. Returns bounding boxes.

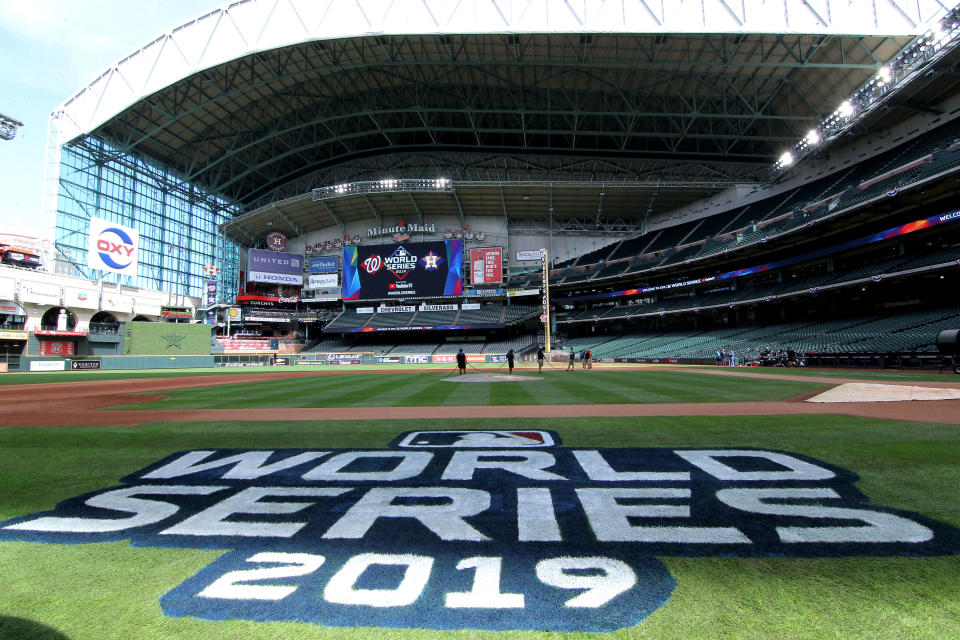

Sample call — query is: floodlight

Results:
[778,151,794,167]
[838,101,854,117]
[805,130,820,145]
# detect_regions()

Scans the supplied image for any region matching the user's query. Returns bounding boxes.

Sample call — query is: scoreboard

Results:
[342,240,463,300]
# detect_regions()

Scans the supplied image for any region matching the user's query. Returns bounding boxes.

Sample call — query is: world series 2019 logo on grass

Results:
[2,430,959,632]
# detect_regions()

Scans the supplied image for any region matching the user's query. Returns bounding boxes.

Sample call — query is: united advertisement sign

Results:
[1,431,957,633]
[342,240,463,300]
[248,249,304,285]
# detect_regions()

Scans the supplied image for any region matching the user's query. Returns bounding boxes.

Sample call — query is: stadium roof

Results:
[52,0,960,243]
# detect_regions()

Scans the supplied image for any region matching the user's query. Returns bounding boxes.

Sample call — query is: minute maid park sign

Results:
[2,430,958,632]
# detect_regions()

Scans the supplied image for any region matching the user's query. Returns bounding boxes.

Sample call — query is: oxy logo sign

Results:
[87,217,139,275]
[2,432,959,633]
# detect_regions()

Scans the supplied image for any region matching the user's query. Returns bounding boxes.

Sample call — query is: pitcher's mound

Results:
[806,383,960,403]
[444,373,544,383]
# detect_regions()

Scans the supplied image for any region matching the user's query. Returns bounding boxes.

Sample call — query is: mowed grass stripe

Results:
[123,369,825,410]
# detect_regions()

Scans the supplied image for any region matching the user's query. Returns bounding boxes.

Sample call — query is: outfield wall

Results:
[123,322,212,356]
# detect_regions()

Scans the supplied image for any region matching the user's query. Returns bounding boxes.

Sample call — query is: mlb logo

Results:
[395,430,554,448]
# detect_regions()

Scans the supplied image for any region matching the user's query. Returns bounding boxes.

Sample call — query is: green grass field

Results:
[0,368,958,640]
[123,368,825,408]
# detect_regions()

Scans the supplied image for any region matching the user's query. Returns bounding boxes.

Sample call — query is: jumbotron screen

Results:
[342,240,463,300]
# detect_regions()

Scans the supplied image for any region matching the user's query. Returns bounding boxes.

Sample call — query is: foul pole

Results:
[541,248,551,353]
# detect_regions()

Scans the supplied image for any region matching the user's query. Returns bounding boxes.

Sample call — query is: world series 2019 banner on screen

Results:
[342,240,463,300]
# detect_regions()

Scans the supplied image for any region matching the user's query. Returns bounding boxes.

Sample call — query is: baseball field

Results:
[0,363,958,640]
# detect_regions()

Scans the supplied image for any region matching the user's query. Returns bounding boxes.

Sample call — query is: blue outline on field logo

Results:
[1,431,959,632]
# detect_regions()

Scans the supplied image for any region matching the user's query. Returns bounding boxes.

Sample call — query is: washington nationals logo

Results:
[362,254,383,275]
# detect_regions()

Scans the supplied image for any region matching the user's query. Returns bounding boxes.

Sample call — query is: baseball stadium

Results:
[2,1,960,638]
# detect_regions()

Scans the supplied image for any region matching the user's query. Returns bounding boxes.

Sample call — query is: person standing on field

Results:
[537,346,545,373]
[567,349,575,370]
[456,348,467,375]
[506,348,515,374]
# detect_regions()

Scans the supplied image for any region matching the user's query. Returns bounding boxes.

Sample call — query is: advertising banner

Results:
[404,355,430,364]
[377,305,416,313]
[136,300,163,316]
[60,287,97,310]
[309,256,339,274]
[0,300,26,315]
[19,281,60,306]
[102,295,134,313]
[161,307,193,319]
[467,288,503,297]
[470,247,502,285]
[376,356,402,364]
[30,360,66,371]
[247,249,304,285]
[0,278,15,300]
[0,331,27,340]
[71,360,101,370]
[516,250,542,261]
[342,240,462,300]
[307,274,339,290]
[419,304,458,311]
[206,280,217,306]
[244,312,293,323]
[87,217,139,277]
[432,354,456,363]
[38,341,75,356]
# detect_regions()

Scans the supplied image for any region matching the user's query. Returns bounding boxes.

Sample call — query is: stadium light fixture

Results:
[805,130,820,146]
[0,113,24,141]
[770,5,960,177]
[313,178,454,201]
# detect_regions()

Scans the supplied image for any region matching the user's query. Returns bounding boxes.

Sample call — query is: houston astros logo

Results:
[96,227,136,270]
[2,431,957,632]
[418,250,444,271]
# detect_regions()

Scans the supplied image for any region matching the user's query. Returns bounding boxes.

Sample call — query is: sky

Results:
[0,0,220,237]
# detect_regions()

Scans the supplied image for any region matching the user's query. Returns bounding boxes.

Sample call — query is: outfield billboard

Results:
[248,249,304,285]
[470,247,502,285]
[342,240,463,300]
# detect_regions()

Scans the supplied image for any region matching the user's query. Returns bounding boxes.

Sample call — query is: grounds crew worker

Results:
[567,349,576,370]
[456,348,467,375]
[537,346,545,373]
[506,348,515,374]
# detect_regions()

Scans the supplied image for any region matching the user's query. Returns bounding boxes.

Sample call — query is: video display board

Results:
[342,240,462,300]
[470,247,502,284]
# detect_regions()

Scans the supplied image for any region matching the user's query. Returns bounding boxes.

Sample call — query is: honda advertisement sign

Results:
[247,249,304,285]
